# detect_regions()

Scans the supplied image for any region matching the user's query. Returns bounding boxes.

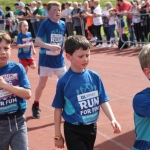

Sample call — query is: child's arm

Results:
[31,42,36,55]
[17,43,31,48]
[35,37,61,54]
[101,102,121,133]
[54,108,64,149]
[0,76,31,99]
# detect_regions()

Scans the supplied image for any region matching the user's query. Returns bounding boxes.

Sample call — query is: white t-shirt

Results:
[109,16,115,25]
[93,5,103,25]
[64,7,73,23]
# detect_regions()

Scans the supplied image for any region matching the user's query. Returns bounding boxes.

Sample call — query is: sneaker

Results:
[32,105,41,119]
[90,37,97,42]
[95,44,102,48]
[108,44,114,49]
[104,44,110,48]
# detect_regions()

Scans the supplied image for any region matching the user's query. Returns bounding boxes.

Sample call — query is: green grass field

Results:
[0,0,117,12]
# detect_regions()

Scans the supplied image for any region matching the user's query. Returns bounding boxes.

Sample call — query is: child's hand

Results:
[111,120,121,134]
[48,45,61,55]
[0,76,7,89]
[54,136,65,149]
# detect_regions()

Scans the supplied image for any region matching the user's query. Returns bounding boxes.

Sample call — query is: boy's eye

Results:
[4,48,10,51]
[79,56,83,58]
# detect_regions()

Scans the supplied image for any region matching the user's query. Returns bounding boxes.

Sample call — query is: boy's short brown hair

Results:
[65,35,90,55]
[0,30,11,44]
[47,1,61,11]
[139,45,150,70]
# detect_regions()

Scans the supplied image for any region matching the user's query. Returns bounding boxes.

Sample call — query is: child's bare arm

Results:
[17,43,31,48]
[35,37,61,54]
[54,108,64,149]
[101,102,121,133]
[0,76,31,99]
[31,42,36,55]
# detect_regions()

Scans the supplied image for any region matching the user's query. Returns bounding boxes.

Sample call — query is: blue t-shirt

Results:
[52,68,109,125]
[0,61,30,114]
[0,9,4,24]
[17,32,32,59]
[36,18,66,68]
[132,88,150,150]
[42,9,48,16]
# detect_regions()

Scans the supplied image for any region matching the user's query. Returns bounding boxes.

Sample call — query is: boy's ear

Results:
[66,53,71,61]
[143,68,150,79]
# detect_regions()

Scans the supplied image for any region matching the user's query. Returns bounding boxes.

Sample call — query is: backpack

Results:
[118,33,129,49]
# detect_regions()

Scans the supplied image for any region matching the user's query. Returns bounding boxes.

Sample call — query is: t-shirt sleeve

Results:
[96,74,109,104]
[133,93,150,117]
[17,33,22,45]
[33,9,38,15]
[52,80,65,108]
[18,64,31,89]
[36,21,46,38]
[125,3,132,11]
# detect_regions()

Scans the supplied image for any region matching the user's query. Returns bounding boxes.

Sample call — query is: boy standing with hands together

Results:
[52,35,121,150]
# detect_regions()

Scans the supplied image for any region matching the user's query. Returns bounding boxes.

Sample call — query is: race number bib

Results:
[22,37,32,53]
[46,34,63,56]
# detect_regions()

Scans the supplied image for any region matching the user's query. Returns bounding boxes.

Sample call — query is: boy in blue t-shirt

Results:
[132,45,150,150]
[0,31,31,149]
[52,35,121,150]
[32,1,67,119]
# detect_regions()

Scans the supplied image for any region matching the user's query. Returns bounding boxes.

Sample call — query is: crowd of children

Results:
[1,0,150,149]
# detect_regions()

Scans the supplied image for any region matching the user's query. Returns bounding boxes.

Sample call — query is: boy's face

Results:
[66,48,90,72]
[48,5,61,22]
[0,40,11,67]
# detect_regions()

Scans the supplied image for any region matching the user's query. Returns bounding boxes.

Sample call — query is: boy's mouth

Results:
[0,56,7,60]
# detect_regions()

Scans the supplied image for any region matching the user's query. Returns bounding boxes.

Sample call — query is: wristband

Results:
[54,135,62,140]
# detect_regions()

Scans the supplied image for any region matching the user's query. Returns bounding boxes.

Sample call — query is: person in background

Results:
[64,2,74,36]
[32,1,44,35]
[116,0,134,46]
[0,6,5,30]
[102,2,112,47]
[71,2,82,36]
[16,3,26,21]
[86,0,103,48]
[5,6,15,31]
[129,0,142,48]
[14,3,20,16]
[30,1,37,39]
[16,0,25,8]
[9,20,18,44]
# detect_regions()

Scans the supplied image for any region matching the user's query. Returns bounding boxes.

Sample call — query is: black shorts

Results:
[64,121,97,150]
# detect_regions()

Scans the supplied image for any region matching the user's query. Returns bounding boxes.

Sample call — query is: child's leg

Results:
[28,57,36,70]
[64,122,97,150]
[34,76,48,103]
[24,66,28,73]
[10,116,28,150]
[0,120,11,150]
[54,66,67,79]
[19,59,28,73]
